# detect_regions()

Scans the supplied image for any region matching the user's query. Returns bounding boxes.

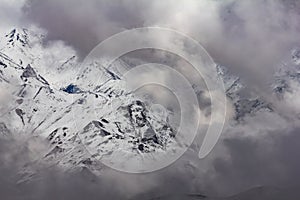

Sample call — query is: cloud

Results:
[22,0,300,96]
[1,0,300,199]
[207,125,300,196]
[0,0,33,36]
[22,0,146,57]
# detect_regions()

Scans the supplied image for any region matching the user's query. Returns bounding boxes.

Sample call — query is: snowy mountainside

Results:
[0,28,300,182]
[0,28,176,181]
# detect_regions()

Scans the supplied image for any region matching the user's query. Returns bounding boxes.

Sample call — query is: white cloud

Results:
[0,0,27,35]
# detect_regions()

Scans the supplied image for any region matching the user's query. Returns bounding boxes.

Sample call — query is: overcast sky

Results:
[1,0,300,199]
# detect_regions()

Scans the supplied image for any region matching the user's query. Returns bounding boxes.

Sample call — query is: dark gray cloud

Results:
[208,125,300,195]
[3,125,300,199]
[22,0,300,107]
[22,0,147,57]
[22,0,300,80]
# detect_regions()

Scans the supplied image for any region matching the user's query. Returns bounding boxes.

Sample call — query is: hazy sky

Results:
[1,0,300,199]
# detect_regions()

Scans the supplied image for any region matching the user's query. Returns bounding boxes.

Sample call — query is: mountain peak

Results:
[4,28,29,48]
[1,28,45,50]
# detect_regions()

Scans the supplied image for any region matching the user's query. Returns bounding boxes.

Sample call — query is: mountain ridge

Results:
[0,28,299,183]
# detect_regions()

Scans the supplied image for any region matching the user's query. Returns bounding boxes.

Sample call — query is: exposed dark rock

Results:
[138,143,144,151]
[101,118,109,123]
[15,108,25,125]
[21,64,36,79]
[16,99,23,104]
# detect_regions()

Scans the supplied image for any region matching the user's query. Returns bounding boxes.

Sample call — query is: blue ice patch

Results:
[62,84,82,94]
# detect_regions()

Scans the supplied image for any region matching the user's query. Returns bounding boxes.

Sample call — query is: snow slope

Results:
[0,28,300,183]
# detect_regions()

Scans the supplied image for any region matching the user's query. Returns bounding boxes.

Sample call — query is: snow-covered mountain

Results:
[0,28,299,183]
[216,65,273,121]
[0,28,176,182]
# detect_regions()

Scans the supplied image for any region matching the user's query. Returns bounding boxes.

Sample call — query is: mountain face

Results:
[216,65,273,121]
[0,28,176,181]
[0,28,299,182]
